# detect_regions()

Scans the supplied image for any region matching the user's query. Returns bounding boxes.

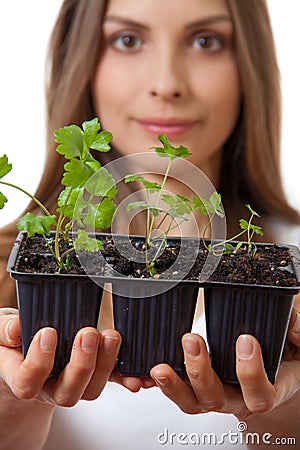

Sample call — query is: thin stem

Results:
[150,213,189,264]
[211,229,246,252]
[0,181,52,216]
[145,207,150,271]
[201,212,215,251]
[152,213,190,244]
[151,238,167,265]
[60,246,75,262]
[145,191,150,270]
[55,188,73,263]
[245,212,254,253]
[42,233,56,259]
[155,211,169,232]
[148,159,172,242]
[151,216,175,263]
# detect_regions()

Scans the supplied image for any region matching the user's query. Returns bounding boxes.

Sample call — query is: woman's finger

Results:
[0,313,21,347]
[236,335,276,414]
[109,372,147,392]
[0,308,19,317]
[0,327,57,400]
[150,363,203,415]
[82,329,121,400]
[288,307,300,347]
[181,333,225,411]
[150,333,226,415]
[50,327,100,407]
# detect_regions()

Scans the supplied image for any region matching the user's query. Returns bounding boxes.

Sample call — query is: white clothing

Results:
[43,224,299,450]
[44,315,244,450]
[266,218,300,246]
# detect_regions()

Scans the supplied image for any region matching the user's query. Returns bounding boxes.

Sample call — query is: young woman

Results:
[0,0,299,448]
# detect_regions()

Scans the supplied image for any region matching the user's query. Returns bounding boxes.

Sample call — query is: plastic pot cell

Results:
[203,243,300,384]
[112,281,198,377]
[7,232,103,375]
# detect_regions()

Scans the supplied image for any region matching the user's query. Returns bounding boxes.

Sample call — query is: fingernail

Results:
[81,331,99,353]
[291,310,300,334]
[103,335,120,353]
[5,319,14,344]
[40,328,57,352]
[153,376,170,387]
[237,335,254,360]
[183,337,200,357]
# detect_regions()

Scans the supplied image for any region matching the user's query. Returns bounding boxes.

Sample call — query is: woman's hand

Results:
[0,307,122,407]
[150,304,300,420]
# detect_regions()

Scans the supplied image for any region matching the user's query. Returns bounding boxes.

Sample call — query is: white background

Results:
[0,0,299,226]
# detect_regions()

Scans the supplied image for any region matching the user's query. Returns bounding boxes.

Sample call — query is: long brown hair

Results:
[41,0,300,225]
[1,0,299,306]
[221,0,299,226]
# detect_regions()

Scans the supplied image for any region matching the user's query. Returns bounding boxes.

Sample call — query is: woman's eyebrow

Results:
[103,16,150,31]
[185,14,232,29]
[103,14,232,30]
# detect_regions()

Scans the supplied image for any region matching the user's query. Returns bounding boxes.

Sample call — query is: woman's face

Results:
[92,0,241,180]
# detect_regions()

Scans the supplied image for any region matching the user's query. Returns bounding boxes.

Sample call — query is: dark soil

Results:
[14,234,298,287]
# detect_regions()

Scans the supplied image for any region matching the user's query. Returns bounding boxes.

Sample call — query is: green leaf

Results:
[62,159,95,188]
[223,243,235,254]
[72,195,91,226]
[0,155,12,179]
[194,192,224,218]
[125,174,161,192]
[75,229,103,252]
[161,193,175,206]
[57,187,82,219]
[167,207,184,219]
[85,158,101,173]
[149,206,160,217]
[127,201,149,212]
[17,212,56,237]
[209,192,224,217]
[246,204,260,217]
[84,167,117,198]
[0,192,8,209]
[82,118,101,147]
[90,131,113,153]
[200,198,216,214]
[192,197,209,215]
[235,241,244,252]
[239,218,249,231]
[55,124,84,159]
[124,174,140,183]
[249,224,264,236]
[209,191,221,209]
[152,134,191,160]
[84,198,116,230]
[174,195,192,215]
[176,194,191,204]
[149,265,157,276]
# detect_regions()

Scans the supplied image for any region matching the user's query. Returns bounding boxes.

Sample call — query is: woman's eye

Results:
[192,35,223,51]
[111,34,143,51]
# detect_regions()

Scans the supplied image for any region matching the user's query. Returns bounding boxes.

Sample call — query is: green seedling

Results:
[125,134,221,275]
[0,118,117,272]
[210,204,264,255]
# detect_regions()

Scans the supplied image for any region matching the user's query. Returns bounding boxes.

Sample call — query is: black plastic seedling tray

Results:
[7,232,300,381]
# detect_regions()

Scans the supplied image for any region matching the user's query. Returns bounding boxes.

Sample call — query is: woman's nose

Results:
[148,50,187,101]
[150,89,181,99]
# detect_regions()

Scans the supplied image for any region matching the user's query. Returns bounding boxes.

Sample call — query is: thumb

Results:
[288,307,300,347]
[0,309,21,347]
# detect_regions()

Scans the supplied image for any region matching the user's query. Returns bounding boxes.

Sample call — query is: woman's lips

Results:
[136,118,197,136]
